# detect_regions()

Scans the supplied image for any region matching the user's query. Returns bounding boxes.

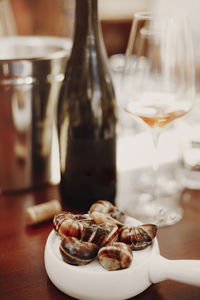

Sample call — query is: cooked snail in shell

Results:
[89,200,125,226]
[98,242,133,271]
[81,223,119,247]
[119,224,157,250]
[53,212,92,239]
[60,236,99,265]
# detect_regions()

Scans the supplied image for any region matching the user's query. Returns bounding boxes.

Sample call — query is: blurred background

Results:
[3,0,151,56]
[1,0,200,192]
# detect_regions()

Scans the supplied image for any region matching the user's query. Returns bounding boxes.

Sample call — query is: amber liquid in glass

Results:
[125,101,186,128]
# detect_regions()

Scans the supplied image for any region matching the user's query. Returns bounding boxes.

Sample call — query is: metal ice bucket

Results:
[0,36,72,191]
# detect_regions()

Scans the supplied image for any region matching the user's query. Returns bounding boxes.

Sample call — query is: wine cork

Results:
[25,199,62,225]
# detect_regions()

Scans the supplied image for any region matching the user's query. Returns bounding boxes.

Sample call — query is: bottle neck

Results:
[74,0,99,44]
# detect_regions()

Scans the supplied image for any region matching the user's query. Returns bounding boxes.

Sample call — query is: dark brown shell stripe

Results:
[82,224,119,247]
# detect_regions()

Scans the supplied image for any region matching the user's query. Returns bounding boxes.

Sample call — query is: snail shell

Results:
[89,200,125,226]
[89,200,115,215]
[98,242,133,271]
[60,236,99,265]
[53,212,92,239]
[81,223,119,247]
[90,211,108,225]
[119,224,157,250]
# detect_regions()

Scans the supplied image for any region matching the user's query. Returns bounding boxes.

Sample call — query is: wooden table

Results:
[0,181,200,300]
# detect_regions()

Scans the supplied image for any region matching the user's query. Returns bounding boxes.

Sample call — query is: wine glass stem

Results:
[151,126,161,200]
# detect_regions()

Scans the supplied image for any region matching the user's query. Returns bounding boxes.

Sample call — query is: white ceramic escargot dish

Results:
[44,216,200,300]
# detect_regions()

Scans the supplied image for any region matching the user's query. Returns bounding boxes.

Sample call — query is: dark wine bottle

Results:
[57,0,117,212]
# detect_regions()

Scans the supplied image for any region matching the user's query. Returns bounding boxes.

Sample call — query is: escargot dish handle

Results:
[149,255,200,287]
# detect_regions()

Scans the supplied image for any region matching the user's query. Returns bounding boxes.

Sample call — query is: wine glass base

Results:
[133,165,182,197]
[124,193,183,227]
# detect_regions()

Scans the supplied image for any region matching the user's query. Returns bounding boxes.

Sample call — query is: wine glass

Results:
[120,12,195,226]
